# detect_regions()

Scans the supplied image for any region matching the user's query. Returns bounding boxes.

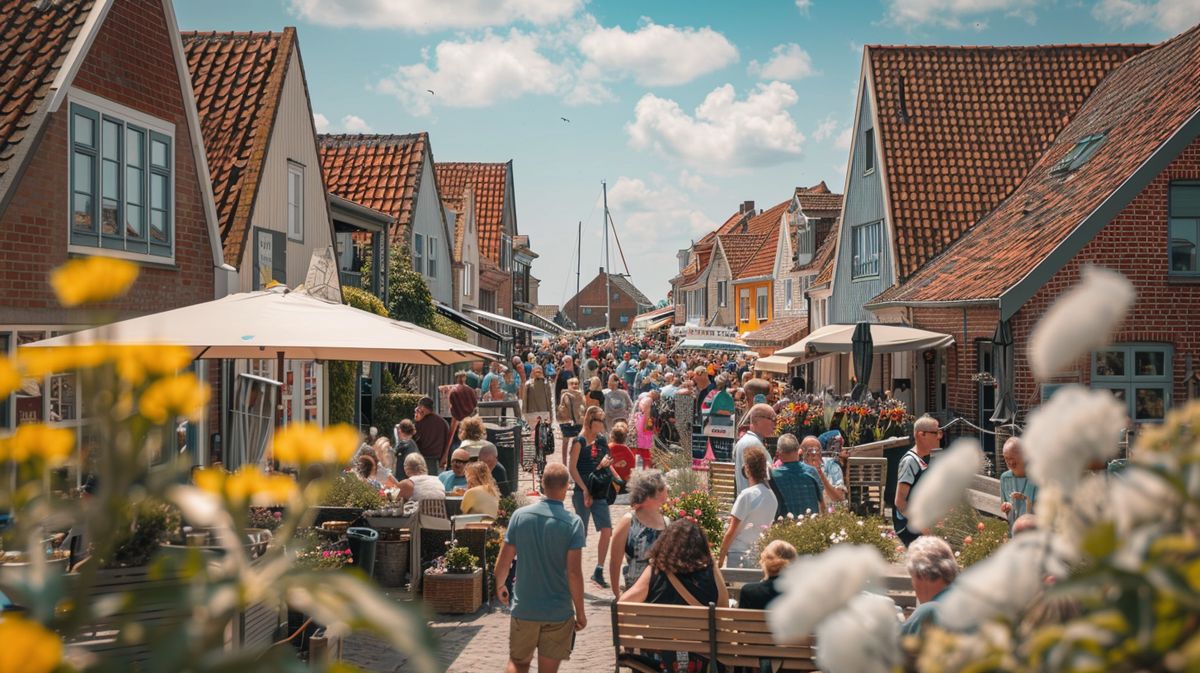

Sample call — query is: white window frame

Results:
[739,288,750,322]
[784,278,794,310]
[413,232,424,274]
[756,286,769,322]
[287,162,304,242]
[863,127,875,175]
[67,89,176,264]
[851,221,882,280]
[717,280,728,307]
[427,236,438,278]
[462,261,473,296]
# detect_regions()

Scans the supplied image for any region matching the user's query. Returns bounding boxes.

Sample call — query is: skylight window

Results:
[1051,132,1106,176]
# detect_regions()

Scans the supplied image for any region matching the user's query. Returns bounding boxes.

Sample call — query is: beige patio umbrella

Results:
[775,323,954,359]
[26,287,500,365]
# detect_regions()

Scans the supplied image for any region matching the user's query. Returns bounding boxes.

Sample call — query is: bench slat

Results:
[719,655,819,671]
[617,615,709,630]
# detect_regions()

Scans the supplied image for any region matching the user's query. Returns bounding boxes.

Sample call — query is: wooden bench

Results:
[720,566,917,612]
[611,601,817,672]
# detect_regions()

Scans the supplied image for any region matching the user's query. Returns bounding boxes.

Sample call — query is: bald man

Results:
[734,403,778,495]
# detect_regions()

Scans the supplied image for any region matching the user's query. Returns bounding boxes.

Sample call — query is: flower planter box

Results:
[422,568,482,614]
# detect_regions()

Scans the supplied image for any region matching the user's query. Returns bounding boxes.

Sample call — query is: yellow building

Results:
[735,278,773,333]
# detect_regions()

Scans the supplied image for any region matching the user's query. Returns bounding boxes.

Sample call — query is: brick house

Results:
[811,40,1149,420]
[563,270,653,331]
[320,133,455,306]
[867,25,1200,443]
[182,28,340,427]
[0,0,223,456]
[671,202,756,325]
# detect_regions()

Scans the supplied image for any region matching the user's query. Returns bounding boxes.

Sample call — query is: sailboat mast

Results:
[602,180,611,330]
[576,220,581,326]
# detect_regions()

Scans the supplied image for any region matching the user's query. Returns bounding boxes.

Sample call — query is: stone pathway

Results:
[343,446,625,672]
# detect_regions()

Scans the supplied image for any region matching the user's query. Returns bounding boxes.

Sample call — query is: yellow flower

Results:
[49,256,139,307]
[195,466,297,505]
[139,373,210,424]
[0,424,75,464]
[18,344,112,377]
[0,614,62,673]
[0,357,18,398]
[272,423,360,466]
[111,344,194,385]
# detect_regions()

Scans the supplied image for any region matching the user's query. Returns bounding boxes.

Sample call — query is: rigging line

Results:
[559,184,604,305]
[607,209,631,276]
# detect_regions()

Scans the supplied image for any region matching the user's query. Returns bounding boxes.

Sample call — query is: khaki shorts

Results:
[509,616,575,662]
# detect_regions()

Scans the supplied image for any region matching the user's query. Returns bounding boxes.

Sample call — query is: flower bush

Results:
[929,503,1008,567]
[0,258,438,673]
[775,396,913,445]
[319,472,386,509]
[247,507,284,532]
[756,510,901,563]
[428,543,479,575]
[663,490,725,551]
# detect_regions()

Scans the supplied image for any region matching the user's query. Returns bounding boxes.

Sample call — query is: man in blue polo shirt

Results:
[771,433,824,517]
[495,463,586,673]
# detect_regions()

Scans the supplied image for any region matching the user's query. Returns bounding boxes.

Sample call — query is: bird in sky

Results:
[426,89,435,95]
[560,117,570,123]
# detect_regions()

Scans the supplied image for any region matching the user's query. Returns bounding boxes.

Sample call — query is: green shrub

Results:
[320,473,385,509]
[100,499,182,569]
[755,509,902,565]
[658,447,704,497]
[930,502,1008,567]
[373,392,423,437]
[329,287,391,425]
[429,544,479,574]
[431,313,467,341]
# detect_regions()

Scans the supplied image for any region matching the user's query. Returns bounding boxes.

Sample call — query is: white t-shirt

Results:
[733,431,765,495]
[410,474,447,501]
[729,483,778,556]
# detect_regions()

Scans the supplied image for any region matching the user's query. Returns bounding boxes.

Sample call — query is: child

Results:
[607,421,636,484]
[393,419,418,465]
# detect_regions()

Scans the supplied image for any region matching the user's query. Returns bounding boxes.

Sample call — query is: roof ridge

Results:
[180,29,288,41]
[864,42,1155,51]
[319,132,427,145]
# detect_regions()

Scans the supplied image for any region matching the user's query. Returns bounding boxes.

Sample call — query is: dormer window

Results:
[1051,132,1106,176]
[792,209,814,267]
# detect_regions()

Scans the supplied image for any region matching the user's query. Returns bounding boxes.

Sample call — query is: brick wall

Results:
[563,272,642,330]
[1009,134,1200,421]
[910,306,1000,419]
[0,0,215,327]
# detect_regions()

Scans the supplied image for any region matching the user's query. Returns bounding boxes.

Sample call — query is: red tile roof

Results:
[182,29,292,266]
[0,0,93,200]
[734,199,791,279]
[872,26,1200,308]
[718,233,767,280]
[795,181,843,214]
[435,161,510,263]
[809,224,839,288]
[868,43,1149,279]
[743,316,808,347]
[320,133,434,242]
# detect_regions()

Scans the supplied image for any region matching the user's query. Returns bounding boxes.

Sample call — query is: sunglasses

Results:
[919,429,944,436]
[451,459,468,465]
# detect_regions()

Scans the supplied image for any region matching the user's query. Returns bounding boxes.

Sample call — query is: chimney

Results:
[740,200,755,214]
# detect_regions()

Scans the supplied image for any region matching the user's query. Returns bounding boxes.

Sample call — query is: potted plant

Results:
[313,473,385,525]
[422,542,482,614]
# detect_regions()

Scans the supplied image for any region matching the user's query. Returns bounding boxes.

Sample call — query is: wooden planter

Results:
[422,568,482,614]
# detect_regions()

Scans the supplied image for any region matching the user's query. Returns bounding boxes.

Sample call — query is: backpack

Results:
[536,420,555,455]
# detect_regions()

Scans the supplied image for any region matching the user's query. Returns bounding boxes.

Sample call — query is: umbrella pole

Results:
[276,351,285,428]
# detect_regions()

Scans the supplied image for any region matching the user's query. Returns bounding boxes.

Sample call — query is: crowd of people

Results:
[333,331,1043,672]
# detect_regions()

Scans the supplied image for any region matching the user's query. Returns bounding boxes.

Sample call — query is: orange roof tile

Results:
[0,0,93,200]
[795,181,843,214]
[809,225,839,287]
[435,161,510,263]
[872,26,1200,308]
[743,316,808,347]
[182,29,292,266]
[718,233,767,280]
[734,199,790,279]
[868,43,1149,279]
[320,133,434,242]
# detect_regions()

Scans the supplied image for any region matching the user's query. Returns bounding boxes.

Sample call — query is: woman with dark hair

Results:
[619,518,729,607]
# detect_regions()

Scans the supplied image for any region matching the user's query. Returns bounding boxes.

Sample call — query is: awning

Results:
[754,354,799,374]
[436,302,505,342]
[517,308,564,335]
[467,308,544,334]
[742,316,808,347]
[644,316,673,332]
[632,305,674,328]
[671,338,749,353]
[776,323,954,359]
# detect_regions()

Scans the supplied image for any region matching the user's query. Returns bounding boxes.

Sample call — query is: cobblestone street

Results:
[344,455,626,673]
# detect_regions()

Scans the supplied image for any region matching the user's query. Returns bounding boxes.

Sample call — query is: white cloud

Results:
[626,82,806,172]
[678,170,712,193]
[885,0,1040,28]
[835,127,853,150]
[376,30,569,115]
[341,114,372,133]
[578,20,738,86]
[795,0,813,14]
[1092,0,1200,32]
[313,112,330,133]
[287,0,581,32]
[748,44,816,81]
[813,115,839,142]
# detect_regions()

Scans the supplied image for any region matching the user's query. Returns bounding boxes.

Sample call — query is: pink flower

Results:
[322,551,330,558]
[976,522,986,532]
[694,509,702,517]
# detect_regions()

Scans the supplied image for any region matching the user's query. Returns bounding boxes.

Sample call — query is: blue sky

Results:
[175,0,1189,305]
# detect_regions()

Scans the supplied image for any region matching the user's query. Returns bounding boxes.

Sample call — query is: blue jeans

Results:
[571,488,612,533]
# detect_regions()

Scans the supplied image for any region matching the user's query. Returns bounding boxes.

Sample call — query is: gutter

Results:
[864,297,1000,311]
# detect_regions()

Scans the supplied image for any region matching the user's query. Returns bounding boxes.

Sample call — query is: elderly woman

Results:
[396,452,447,502]
[603,374,633,432]
[608,471,669,599]
[737,540,797,609]
[902,536,958,635]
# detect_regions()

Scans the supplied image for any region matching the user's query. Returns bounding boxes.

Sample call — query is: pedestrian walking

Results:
[893,414,940,546]
[494,463,586,673]
[569,405,614,588]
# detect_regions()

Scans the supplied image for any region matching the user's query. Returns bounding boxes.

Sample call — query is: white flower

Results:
[814,592,900,673]
[908,438,984,530]
[1029,266,1134,380]
[768,545,887,643]
[1024,386,1126,491]
[938,531,1073,630]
